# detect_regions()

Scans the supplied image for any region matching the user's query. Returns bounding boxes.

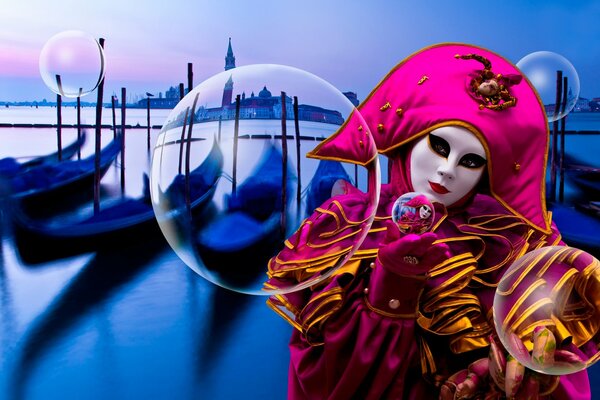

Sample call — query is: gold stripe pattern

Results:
[496,246,600,351]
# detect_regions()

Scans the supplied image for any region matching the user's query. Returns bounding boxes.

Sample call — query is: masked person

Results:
[266,43,594,399]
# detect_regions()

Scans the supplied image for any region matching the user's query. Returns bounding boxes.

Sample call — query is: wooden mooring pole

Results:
[293,96,301,214]
[120,87,126,196]
[77,95,82,159]
[111,95,116,140]
[549,70,563,203]
[187,63,193,95]
[93,38,106,214]
[178,107,190,175]
[56,92,62,161]
[232,95,241,196]
[185,93,200,211]
[280,92,289,235]
[559,76,568,203]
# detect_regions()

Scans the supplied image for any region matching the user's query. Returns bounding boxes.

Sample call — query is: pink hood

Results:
[311,43,551,233]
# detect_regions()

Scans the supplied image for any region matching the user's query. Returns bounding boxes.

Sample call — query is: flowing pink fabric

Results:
[271,185,590,399]
[267,43,592,399]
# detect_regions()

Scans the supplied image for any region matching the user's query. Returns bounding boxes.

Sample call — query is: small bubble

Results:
[39,30,105,98]
[517,51,580,122]
[391,192,435,234]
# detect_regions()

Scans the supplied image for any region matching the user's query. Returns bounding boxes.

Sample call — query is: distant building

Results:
[222,75,234,107]
[343,91,359,106]
[145,38,354,121]
[165,86,180,99]
[194,84,344,125]
[574,97,590,112]
[590,98,600,112]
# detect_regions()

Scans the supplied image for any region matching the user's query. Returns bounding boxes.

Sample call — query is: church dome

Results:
[258,86,272,98]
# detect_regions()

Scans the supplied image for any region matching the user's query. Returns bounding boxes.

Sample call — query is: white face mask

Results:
[409,126,487,207]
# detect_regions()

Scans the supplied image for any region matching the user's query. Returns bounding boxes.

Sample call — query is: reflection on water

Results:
[0,113,292,399]
[0,222,291,400]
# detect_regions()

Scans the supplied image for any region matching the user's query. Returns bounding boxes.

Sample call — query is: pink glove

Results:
[365,220,451,317]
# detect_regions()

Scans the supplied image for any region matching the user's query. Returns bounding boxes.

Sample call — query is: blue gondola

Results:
[0,131,87,180]
[548,203,600,258]
[562,153,600,197]
[196,141,296,272]
[12,139,223,264]
[10,134,122,213]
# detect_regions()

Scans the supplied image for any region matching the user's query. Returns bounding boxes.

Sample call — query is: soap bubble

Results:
[517,51,580,122]
[391,192,434,234]
[150,64,380,295]
[493,246,600,375]
[39,30,105,98]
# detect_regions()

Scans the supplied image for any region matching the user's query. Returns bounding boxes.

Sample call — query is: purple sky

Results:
[1,0,598,102]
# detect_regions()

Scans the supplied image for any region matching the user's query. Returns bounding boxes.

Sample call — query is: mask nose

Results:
[437,165,455,180]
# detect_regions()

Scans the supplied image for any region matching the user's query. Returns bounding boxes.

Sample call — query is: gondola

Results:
[560,153,600,197]
[549,203,600,258]
[12,139,223,264]
[195,141,295,280]
[157,139,224,221]
[11,134,122,213]
[0,130,87,180]
[305,159,351,216]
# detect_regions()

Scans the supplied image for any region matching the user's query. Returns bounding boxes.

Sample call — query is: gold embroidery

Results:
[380,102,391,111]
[418,75,429,85]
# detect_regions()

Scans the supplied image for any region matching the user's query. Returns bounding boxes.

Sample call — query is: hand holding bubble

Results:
[493,246,600,376]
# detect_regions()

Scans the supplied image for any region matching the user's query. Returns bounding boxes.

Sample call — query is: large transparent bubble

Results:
[493,246,600,375]
[39,30,105,98]
[517,51,580,122]
[151,64,380,295]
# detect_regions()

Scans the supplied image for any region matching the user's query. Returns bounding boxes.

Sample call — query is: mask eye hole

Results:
[428,133,450,158]
[459,154,487,169]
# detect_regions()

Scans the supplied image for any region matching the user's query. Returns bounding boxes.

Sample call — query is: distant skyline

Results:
[1,1,598,103]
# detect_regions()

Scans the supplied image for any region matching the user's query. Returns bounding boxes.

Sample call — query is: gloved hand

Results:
[378,220,451,276]
[365,220,451,317]
[439,328,578,400]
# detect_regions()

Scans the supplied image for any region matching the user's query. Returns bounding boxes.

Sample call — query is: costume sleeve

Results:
[265,184,396,339]
[265,188,380,335]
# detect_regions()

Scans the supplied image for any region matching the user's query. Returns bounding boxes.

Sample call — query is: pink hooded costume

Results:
[266,43,594,399]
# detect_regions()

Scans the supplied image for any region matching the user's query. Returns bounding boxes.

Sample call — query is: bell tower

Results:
[222,75,233,107]
[225,37,236,71]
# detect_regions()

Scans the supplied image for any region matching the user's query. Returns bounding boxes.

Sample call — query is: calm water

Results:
[0,108,599,399]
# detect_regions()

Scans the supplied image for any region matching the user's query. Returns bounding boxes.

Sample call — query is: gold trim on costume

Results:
[306,108,379,167]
